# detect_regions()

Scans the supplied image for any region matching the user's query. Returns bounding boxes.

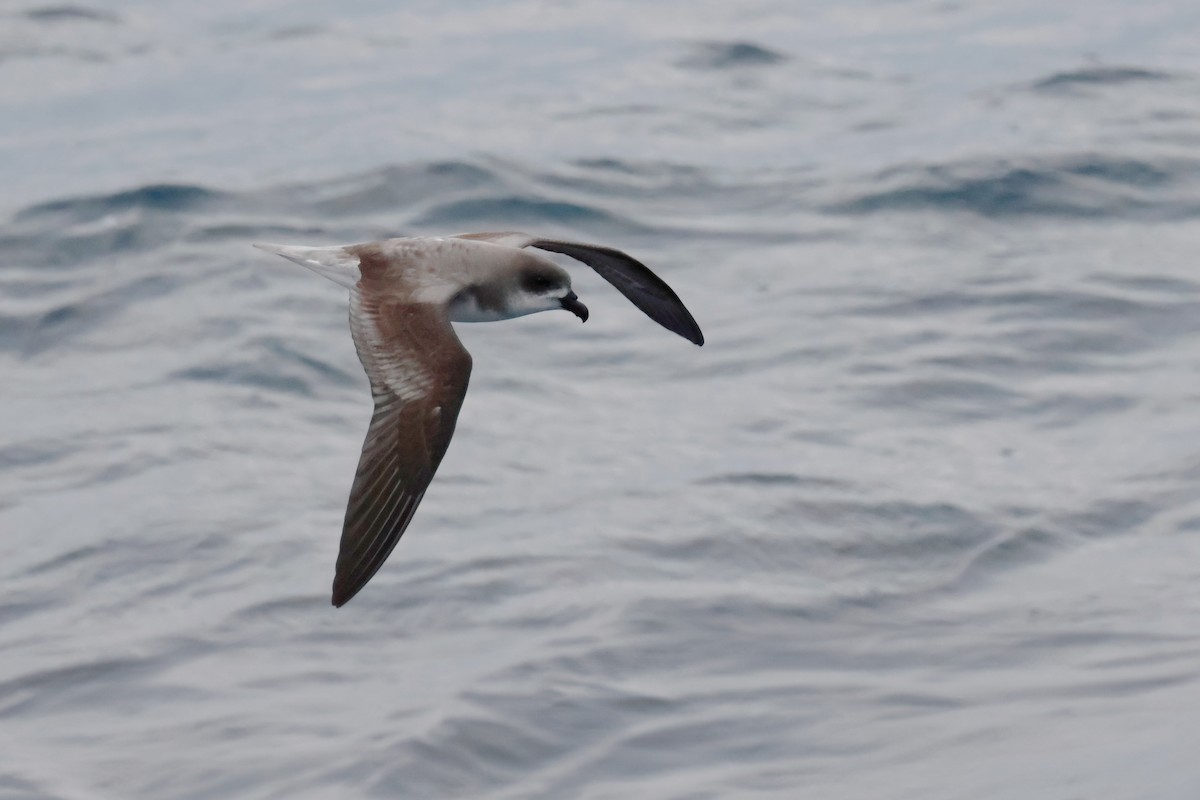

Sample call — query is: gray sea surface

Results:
[4,2,1200,798]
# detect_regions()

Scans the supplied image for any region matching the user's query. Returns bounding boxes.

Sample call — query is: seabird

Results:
[254,232,703,606]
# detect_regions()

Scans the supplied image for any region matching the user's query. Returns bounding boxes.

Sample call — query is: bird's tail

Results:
[252,242,361,290]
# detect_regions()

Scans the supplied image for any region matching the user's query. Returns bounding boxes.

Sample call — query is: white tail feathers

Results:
[253,242,361,290]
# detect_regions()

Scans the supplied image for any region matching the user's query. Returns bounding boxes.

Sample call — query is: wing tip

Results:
[671,320,704,346]
[330,577,360,608]
[665,311,705,346]
[674,312,704,346]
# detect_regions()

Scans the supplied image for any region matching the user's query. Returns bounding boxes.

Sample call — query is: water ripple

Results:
[828,155,1200,219]
[677,41,788,70]
[1031,66,1179,93]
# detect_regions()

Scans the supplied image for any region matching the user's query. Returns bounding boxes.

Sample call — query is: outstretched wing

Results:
[454,232,704,345]
[334,290,472,607]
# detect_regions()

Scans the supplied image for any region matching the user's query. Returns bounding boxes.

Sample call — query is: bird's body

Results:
[255,232,702,606]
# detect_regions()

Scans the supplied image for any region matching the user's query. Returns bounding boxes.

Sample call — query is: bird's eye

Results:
[523,273,555,292]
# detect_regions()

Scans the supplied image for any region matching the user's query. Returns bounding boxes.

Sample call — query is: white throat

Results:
[446,285,568,323]
[447,290,512,323]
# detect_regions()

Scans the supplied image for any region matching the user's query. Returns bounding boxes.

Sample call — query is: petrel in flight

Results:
[255,232,703,606]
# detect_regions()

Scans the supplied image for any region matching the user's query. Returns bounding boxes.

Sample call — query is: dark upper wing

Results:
[453,232,704,345]
[529,239,704,346]
[334,292,472,607]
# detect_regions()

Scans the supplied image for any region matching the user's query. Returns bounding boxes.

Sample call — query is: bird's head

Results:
[512,261,588,321]
[450,259,588,323]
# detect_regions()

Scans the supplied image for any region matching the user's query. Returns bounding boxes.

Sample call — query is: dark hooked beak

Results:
[560,291,589,322]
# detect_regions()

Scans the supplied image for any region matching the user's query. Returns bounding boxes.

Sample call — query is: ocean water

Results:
[4,1,1200,798]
